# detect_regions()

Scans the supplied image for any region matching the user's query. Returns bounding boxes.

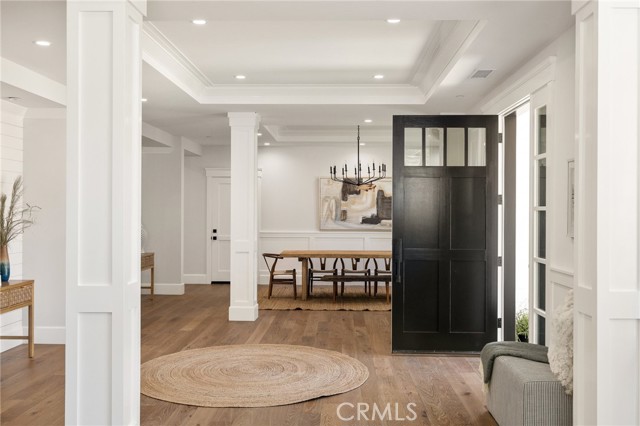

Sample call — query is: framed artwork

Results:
[567,160,575,238]
[319,178,392,231]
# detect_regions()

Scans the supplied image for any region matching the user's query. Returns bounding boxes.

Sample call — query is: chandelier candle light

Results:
[330,125,387,186]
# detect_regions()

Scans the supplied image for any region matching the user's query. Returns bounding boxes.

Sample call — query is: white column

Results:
[66,1,145,424]
[228,112,260,321]
[574,1,640,425]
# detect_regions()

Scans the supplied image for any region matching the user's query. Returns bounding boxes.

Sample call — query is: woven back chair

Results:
[365,258,392,303]
[262,253,297,299]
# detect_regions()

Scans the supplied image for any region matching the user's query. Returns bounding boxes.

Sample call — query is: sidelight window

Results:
[531,105,547,344]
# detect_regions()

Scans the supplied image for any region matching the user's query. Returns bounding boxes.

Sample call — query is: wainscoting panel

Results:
[259,231,392,284]
[549,266,574,311]
[547,266,574,345]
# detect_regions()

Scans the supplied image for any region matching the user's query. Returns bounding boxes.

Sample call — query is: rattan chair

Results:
[262,253,297,299]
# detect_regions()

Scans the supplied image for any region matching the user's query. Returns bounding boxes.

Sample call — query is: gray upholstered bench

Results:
[487,356,573,426]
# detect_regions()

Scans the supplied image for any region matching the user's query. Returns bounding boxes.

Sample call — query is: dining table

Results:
[278,250,392,300]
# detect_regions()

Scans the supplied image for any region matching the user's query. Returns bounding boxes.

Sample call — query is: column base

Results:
[229,304,259,321]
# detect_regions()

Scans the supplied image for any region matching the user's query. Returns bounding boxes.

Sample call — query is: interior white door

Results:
[208,176,231,282]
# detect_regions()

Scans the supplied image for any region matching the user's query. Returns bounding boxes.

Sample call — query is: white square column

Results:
[228,112,260,321]
[573,1,640,424]
[66,1,146,424]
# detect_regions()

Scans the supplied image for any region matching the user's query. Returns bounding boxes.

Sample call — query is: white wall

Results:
[0,100,27,352]
[259,144,392,232]
[142,147,184,294]
[22,109,66,344]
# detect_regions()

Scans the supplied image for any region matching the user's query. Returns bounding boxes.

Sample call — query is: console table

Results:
[141,252,155,299]
[0,280,34,357]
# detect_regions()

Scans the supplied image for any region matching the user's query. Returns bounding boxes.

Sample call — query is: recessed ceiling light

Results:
[373,74,384,80]
[192,19,207,25]
[235,75,246,80]
[141,98,148,102]
[360,143,366,146]
[386,19,401,24]
[257,132,263,136]
[364,119,373,123]
[264,142,271,146]
[34,40,51,47]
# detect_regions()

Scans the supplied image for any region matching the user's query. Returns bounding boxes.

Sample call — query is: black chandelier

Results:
[330,125,387,186]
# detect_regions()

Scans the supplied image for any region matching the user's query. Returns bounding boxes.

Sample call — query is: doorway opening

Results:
[501,101,531,341]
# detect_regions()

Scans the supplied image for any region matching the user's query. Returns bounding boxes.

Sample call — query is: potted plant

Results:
[516,308,529,342]
[0,176,39,282]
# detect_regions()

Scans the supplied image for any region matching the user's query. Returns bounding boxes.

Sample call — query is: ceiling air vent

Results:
[470,69,494,79]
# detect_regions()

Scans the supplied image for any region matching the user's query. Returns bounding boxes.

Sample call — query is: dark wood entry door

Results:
[392,115,498,353]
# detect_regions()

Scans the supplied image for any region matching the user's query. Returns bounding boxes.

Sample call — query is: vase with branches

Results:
[0,176,39,282]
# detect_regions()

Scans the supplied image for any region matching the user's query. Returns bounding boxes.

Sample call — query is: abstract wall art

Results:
[319,178,392,231]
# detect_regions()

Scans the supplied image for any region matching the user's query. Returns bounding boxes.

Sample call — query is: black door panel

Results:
[392,115,498,353]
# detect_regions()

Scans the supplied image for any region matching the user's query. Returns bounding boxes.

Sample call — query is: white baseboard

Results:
[183,274,209,284]
[31,326,66,344]
[229,304,259,321]
[141,282,185,295]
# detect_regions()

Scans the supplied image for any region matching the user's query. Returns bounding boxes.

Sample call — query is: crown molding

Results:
[200,83,424,105]
[141,23,428,105]
[264,124,391,144]
[143,22,212,87]
[477,55,557,114]
[141,17,483,106]
[414,20,486,103]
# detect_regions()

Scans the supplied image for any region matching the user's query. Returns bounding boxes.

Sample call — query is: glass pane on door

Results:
[447,128,465,166]
[425,128,444,166]
[468,128,486,166]
[404,128,422,166]
[537,158,547,206]
[537,211,546,258]
[536,106,547,154]
[536,315,546,345]
[536,262,546,310]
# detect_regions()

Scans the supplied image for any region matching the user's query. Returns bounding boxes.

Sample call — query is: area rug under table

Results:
[258,284,391,311]
[141,344,369,407]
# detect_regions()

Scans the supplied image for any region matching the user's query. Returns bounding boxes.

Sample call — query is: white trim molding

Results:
[478,56,557,114]
[205,168,231,178]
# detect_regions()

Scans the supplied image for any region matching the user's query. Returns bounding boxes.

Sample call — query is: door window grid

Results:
[532,106,547,345]
[404,127,486,167]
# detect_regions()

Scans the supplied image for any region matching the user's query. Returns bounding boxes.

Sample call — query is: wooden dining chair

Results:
[339,258,371,297]
[308,258,337,295]
[365,258,392,303]
[262,253,297,299]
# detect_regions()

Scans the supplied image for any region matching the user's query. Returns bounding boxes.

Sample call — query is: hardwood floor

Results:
[1,285,497,426]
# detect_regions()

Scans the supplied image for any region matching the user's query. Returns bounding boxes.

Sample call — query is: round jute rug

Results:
[140,344,369,407]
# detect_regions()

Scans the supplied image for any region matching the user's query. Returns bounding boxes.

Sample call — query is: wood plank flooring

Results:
[1,284,497,426]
